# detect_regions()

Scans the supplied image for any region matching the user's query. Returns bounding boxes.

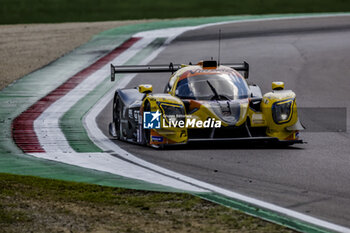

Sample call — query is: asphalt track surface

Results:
[98,16,350,227]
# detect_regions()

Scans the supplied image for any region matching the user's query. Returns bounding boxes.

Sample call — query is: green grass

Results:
[0,173,295,232]
[1,0,350,24]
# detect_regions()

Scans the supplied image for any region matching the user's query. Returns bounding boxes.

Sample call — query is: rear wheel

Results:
[113,95,122,139]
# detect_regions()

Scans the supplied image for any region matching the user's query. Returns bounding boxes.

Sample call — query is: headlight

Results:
[159,103,185,125]
[272,99,294,124]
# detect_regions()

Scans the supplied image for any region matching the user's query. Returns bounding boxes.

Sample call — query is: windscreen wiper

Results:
[206,80,221,100]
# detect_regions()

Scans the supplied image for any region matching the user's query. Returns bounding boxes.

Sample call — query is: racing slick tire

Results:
[113,94,122,139]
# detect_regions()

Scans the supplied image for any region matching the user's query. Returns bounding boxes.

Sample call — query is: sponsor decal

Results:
[151,136,164,142]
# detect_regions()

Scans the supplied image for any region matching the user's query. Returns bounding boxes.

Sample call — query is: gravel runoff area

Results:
[0,20,156,90]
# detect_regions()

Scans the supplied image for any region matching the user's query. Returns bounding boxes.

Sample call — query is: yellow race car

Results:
[109,60,303,147]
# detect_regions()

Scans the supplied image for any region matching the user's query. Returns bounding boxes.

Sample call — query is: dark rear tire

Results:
[113,95,122,139]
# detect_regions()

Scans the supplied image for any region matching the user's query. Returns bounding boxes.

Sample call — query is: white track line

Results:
[31,151,205,192]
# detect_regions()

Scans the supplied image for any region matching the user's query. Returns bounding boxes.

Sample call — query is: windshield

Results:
[175,73,249,100]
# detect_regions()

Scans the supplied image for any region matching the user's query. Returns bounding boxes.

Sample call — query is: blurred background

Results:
[1,0,350,24]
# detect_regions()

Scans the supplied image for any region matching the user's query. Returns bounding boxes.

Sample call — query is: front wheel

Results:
[142,101,151,145]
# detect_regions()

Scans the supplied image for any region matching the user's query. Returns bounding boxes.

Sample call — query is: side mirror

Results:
[138,84,153,94]
[272,81,284,91]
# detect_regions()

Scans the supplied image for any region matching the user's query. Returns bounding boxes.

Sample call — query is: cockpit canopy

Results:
[175,72,250,100]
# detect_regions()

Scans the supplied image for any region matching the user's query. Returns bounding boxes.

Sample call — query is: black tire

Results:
[113,95,122,139]
[142,100,151,145]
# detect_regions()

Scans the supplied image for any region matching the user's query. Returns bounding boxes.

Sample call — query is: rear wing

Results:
[110,61,249,81]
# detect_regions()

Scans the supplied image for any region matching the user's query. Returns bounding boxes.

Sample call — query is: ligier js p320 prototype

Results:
[109,60,303,147]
